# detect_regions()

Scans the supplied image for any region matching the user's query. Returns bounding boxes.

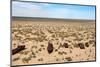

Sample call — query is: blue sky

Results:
[12,1,95,20]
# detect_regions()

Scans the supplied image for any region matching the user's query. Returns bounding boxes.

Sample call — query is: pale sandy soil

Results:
[12,20,96,66]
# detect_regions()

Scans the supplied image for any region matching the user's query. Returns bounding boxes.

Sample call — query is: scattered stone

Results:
[85,42,89,47]
[55,49,58,52]
[78,43,85,49]
[12,45,26,55]
[47,42,54,54]
[63,43,69,48]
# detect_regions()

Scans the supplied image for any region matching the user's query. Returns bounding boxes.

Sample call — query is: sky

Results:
[12,1,96,20]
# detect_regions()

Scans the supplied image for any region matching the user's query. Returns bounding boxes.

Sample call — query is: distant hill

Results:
[12,16,95,23]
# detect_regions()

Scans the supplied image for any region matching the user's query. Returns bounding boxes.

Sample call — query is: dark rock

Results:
[63,43,69,48]
[55,49,58,52]
[85,42,89,47]
[38,48,42,51]
[78,43,85,49]
[12,45,25,55]
[47,42,53,54]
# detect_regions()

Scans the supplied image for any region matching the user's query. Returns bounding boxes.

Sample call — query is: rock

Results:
[47,42,53,54]
[12,45,25,55]
[63,43,69,48]
[78,43,85,49]
[85,42,89,47]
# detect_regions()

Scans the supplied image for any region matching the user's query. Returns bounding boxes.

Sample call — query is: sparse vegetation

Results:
[22,56,31,63]
[19,50,30,55]
[38,58,43,61]
[13,57,20,61]
[12,21,95,65]
[65,57,72,61]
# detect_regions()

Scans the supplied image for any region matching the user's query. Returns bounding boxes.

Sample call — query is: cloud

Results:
[12,1,95,20]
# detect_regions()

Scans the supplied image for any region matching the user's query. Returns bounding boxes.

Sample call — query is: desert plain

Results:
[12,18,96,66]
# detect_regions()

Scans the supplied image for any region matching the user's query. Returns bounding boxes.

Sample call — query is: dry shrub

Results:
[13,57,20,61]
[65,57,72,61]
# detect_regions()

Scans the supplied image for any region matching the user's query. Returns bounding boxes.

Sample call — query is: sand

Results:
[12,19,96,66]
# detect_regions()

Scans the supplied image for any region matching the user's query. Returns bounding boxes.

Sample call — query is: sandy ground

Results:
[12,20,96,66]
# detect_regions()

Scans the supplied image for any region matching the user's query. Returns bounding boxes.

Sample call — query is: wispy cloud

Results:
[12,1,95,20]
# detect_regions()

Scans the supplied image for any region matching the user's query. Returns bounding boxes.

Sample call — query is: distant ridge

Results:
[12,16,95,22]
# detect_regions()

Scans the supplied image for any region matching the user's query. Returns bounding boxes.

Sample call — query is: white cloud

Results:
[12,1,95,19]
[12,1,49,17]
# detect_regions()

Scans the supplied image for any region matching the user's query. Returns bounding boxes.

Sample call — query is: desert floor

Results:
[12,20,96,66]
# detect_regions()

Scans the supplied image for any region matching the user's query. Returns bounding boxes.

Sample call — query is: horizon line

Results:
[12,16,95,21]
